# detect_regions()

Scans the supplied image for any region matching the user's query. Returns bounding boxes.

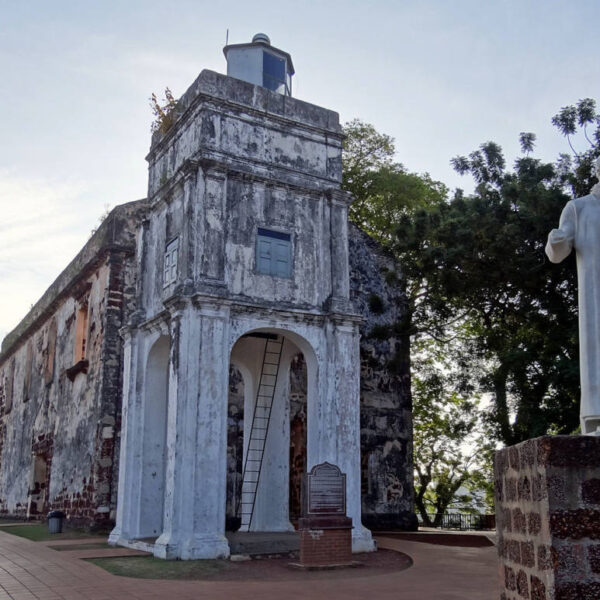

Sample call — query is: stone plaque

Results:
[304,462,346,516]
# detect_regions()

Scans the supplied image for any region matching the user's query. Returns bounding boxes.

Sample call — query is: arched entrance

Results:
[139,335,169,538]
[226,329,312,532]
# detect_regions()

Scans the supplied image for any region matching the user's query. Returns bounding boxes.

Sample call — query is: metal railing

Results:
[418,512,496,531]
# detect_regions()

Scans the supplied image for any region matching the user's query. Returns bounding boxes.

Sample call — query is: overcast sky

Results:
[1,0,599,342]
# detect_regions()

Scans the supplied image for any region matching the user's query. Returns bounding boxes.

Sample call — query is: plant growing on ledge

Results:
[149,87,178,134]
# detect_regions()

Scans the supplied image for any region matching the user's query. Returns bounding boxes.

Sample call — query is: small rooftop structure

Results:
[223,33,294,96]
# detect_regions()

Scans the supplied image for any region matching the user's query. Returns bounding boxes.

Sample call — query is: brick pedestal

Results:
[298,516,353,567]
[494,435,600,600]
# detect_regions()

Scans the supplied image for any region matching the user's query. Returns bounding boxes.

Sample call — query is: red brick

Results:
[508,540,521,563]
[518,476,531,502]
[582,479,600,505]
[520,541,535,568]
[528,512,541,536]
[587,545,600,573]
[556,582,600,600]
[513,509,526,534]
[516,569,529,598]
[506,478,518,502]
[520,440,536,468]
[509,447,520,470]
[505,566,516,591]
[550,509,600,540]
[530,576,546,600]
[531,474,546,502]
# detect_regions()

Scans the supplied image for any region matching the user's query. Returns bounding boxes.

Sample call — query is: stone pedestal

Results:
[298,516,353,567]
[494,435,600,600]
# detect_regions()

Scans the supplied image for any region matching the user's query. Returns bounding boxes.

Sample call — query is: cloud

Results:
[0,170,95,341]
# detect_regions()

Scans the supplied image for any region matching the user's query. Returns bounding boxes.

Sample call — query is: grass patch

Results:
[0,524,104,542]
[48,542,112,552]
[87,555,229,580]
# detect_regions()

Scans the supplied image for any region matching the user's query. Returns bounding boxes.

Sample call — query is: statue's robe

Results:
[546,191,600,434]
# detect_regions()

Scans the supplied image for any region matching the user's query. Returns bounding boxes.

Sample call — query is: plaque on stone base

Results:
[297,462,353,568]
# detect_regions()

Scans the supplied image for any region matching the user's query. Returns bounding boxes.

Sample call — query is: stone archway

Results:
[226,329,314,533]
[139,335,169,538]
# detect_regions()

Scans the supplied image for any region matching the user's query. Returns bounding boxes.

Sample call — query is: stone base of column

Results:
[351,524,376,553]
[298,516,353,567]
[494,435,600,600]
[107,527,121,545]
[154,533,230,560]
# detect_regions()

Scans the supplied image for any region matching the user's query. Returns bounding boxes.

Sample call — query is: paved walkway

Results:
[0,531,499,599]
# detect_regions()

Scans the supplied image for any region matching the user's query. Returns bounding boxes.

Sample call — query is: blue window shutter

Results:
[257,238,272,274]
[256,230,292,278]
[273,240,291,277]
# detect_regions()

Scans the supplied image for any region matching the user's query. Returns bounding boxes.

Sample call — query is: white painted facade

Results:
[108,57,374,559]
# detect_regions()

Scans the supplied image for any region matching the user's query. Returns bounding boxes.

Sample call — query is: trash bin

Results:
[47,510,65,534]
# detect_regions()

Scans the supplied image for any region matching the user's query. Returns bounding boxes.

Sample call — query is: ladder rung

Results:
[235,339,284,530]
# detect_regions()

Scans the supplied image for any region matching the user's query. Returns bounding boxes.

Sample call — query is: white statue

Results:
[546,156,600,435]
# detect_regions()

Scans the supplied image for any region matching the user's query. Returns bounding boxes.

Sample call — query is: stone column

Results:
[189,299,231,557]
[181,161,199,288]
[109,326,142,543]
[495,435,600,600]
[198,162,228,295]
[308,317,374,553]
[155,298,231,559]
[326,189,353,313]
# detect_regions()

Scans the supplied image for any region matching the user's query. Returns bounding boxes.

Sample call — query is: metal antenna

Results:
[226,28,229,46]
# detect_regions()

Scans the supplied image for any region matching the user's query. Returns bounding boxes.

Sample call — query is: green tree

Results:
[344,100,599,514]
[343,119,447,242]
[436,99,599,444]
[342,121,491,519]
[412,336,494,526]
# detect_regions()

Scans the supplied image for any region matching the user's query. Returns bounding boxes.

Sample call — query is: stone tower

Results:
[109,35,374,559]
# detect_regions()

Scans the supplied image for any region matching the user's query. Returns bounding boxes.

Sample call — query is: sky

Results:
[1,0,599,342]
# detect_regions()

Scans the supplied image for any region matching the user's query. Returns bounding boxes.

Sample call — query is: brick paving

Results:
[0,530,499,599]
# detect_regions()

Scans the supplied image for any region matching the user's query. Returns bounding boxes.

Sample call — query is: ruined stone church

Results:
[0,35,414,559]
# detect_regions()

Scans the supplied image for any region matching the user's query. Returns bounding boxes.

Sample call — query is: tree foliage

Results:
[412,337,494,524]
[343,98,599,515]
[342,119,447,242]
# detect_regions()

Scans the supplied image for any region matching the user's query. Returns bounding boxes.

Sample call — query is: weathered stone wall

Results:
[0,201,145,526]
[147,70,341,196]
[222,227,414,532]
[137,70,347,326]
[495,435,600,600]
[349,224,415,530]
[226,365,244,528]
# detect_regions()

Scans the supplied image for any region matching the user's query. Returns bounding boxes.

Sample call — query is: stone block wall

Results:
[349,224,415,531]
[495,435,600,600]
[0,201,145,527]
